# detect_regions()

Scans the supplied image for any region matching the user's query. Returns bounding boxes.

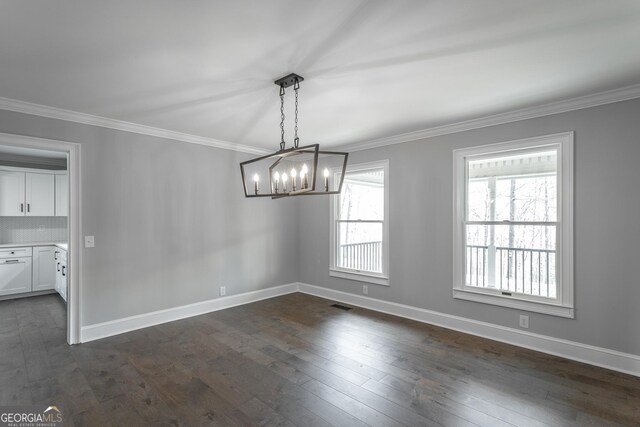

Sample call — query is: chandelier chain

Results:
[279,84,286,151]
[294,79,300,148]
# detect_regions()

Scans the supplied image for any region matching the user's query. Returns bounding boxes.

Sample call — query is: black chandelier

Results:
[239,73,348,199]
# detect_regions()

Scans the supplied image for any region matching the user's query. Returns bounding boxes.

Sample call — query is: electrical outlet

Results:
[362,285,368,295]
[219,286,226,297]
[519,315,529,329]
[84,235,95,248]
[38,225,45,232]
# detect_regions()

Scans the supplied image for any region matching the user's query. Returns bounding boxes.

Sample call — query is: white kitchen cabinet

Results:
[55,173,68,216]
[33,246,56,291]
[0,168,63,217]
[25,172,55,216]
[0,256,32,296]
[55,248,68,302]
[0,170,26,216]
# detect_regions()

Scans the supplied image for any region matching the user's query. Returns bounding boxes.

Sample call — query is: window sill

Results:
[330,269,389,286]
[453,288,574,318]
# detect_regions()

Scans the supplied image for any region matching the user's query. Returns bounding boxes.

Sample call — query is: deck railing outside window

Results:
[338,241,382,273]
[466,245,556,298]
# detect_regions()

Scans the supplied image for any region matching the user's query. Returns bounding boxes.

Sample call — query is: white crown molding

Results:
[2,83,639,156]
[0,96,269,155]
[298,283,640,377]
[339,83,640,152]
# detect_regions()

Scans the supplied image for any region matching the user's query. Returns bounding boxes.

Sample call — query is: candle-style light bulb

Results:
[253,173,260,195]
[282,173,288,192]
[323,168,329,192]
[301,163,309,189]
[290,168,297,191]
[274,171,280,193]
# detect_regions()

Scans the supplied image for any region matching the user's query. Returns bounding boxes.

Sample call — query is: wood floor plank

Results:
[1,293,638,427]
[237,397,297,427]
[363,377,516,427]
[214,351,356,427]
[302,379,404,427]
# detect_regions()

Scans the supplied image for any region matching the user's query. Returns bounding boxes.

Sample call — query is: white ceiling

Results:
[1,1,639,150]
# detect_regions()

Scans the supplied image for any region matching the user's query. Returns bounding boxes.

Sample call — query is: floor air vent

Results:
[331,304,353,311]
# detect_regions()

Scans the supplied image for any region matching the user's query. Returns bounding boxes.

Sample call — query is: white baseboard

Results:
[298,283,640,377]
[80,281,640,377]
[80,283,298,343]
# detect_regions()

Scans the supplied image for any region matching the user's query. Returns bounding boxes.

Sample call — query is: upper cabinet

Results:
[0,170,26,216]
[55,173,68,217]
[26,172,55,216]
[0,168,67,217]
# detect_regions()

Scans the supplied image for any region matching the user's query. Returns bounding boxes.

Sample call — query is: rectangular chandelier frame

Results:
[239,144,349,199]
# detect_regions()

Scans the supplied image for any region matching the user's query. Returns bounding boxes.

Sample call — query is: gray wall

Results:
[1,98,638,356]
[299,98,640,356]
[0,110,298,325]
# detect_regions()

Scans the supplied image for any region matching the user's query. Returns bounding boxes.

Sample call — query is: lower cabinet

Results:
[0,245,66,299]
[55,249,68,302]
[0,256,32,296]
[33,246,56,291]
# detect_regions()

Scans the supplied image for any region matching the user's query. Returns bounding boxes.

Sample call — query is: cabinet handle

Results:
[27,203,30,213]
[4,259,20,263]
[20,203,24,213]
[55,251,59,260]
[57,262,61,272]
[62,265,66,276]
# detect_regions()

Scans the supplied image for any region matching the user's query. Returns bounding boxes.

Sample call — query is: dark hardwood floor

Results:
[1,292,639,426]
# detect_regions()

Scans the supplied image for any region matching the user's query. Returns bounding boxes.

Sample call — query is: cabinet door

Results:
[56,260,67,301]
[0,171,26,216]
[33,246,56,291]
[0,257,32,296]
[26,173,55,216]
[55,260,62,295]
[61,262,67,301]
[55,173,68,217]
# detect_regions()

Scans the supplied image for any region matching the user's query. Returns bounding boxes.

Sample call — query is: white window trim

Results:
[453,132,574,318]
[330,159,390,286]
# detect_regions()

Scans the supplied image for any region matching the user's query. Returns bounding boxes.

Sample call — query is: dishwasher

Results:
[0,256,33,296]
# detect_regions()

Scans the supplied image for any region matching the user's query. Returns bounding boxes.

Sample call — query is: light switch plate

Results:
[84,235,95,248]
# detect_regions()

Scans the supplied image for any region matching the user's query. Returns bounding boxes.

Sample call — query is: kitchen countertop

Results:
[0,242,68,250]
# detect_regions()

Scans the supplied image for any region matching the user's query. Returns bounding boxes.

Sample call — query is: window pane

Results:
[467,150,557,222]
[339,169,384,221]
[468,179,490,221]
[495,176,557,222]
[338,222,383,273]
[466,224,556,298]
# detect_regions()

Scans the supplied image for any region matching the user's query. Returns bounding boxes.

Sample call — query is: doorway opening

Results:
[0,133,81,344]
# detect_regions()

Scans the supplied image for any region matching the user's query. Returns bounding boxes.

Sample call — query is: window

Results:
[453,133,574,317]
[330,160,389,286]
